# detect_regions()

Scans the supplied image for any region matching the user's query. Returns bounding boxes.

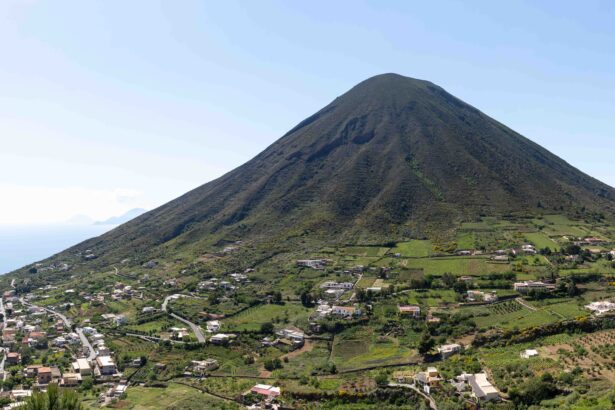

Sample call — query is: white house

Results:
[72,358,92,376]
[520,349,539,359]
[191,359,219,372]
[206,320,221,332]
[210,333,231,345]
[320,281,353,290]
[468,373,499,402]
[513,281,554,294]
[398,305,421,317]
[438,343,462,359]
[332,306,360,318]
[96,356,117,376]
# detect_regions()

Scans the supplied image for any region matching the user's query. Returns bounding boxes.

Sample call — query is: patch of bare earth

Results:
[281,340,315,360]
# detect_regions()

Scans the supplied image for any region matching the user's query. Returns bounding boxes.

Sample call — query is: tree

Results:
[374,372,389,386]
[563,243,581,256]
[24,383,83,410]
[264,358,282,371]
[271,291,282,304]
[80,377,93,391]
[452,281,467,294]
[417,331,435,354]
[300,291,314,307]
[260,322,274,334]
[356,288,367,302]
[441,272,456,289]
[567,282,580,297]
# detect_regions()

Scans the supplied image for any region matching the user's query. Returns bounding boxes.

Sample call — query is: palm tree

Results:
[24,383,84,410]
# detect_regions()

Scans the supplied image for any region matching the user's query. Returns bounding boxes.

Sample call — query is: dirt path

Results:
[515,297,537,311]
[258,369,272,378]
[281,340,315,360]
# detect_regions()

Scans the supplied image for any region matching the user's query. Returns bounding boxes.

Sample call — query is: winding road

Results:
[162,294,206,343]
[388,382,437,410]
[20,299,96,360]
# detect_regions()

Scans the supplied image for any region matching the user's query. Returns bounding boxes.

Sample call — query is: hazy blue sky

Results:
[1,0,614,224]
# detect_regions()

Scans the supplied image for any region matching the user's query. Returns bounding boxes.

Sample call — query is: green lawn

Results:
[107,383,237,410]
[465,302,560,330]
[455,232,476,249]
[331,335,415,370]
[224,302,312,331]
[398,289,459,307]
[343,246,389,257]
[393,240,433,257]
[401,257,511,276]
[524,232,560,251]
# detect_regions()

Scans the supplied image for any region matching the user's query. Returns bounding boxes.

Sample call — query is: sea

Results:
[0,224,116,274]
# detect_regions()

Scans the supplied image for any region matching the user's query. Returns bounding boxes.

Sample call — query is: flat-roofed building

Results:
[468,373,499,402]
[72,358,92,376]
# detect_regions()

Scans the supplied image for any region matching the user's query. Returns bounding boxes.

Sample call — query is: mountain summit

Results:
[34,74,615,262]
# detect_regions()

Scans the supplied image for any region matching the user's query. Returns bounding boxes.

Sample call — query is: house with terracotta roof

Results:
[332,305,360,318]
[6,352,21,365]
[398,305,420,317]
[249,384,281,398]
[36,367,52,385]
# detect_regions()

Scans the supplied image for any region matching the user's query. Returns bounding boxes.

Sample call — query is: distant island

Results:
[94,208,147,225]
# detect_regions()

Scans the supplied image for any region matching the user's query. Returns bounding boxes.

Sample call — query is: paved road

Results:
[77,328,97,360]
[343,273,363,303]
[162,294,206,343]
[21,299,95,360]
[389,382,437,410]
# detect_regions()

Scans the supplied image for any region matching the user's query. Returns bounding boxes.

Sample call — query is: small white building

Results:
[72,358,92,376]
[191,359,219,372]
[210,333,231,345]
[513,281,554,294]
[398,305,421,317]
[276,328,304,343]
[320,281,354,290]
[520,349,539,359]
[331,305,360,318]
[468,373,499,402]
[206,320,221,333]
[438,343,462,359]
[96,356,117,376]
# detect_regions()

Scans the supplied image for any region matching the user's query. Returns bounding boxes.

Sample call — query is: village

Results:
[2,222,615,409]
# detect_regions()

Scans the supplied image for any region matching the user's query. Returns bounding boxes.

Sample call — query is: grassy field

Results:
[331,336,415,370]
[401,257,511,276]
[539,214,590,236]
[455,232,476,249]
[329,326,417,370]
[524,232,560,251]
[102,383,238,409]
[343,246,390,257]
[223,302,312,331]
[464,301,561,330]
[125,317,184,334]
[397,289,459,307]
[393,240,433,257]
[279,340,332,378]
